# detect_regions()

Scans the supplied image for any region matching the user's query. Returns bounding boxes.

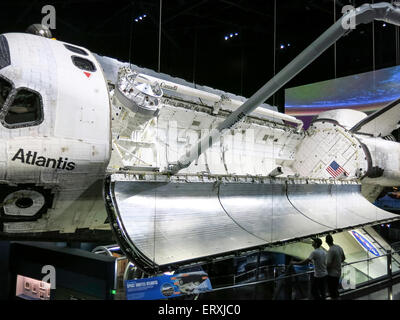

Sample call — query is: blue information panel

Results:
[126,271,212,300]
[351,230,380,257]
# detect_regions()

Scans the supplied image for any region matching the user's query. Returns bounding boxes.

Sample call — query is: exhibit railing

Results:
[117,246,400,299]
[202,249,400,300]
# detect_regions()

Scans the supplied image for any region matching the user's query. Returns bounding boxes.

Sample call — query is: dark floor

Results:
[355,282,400,300]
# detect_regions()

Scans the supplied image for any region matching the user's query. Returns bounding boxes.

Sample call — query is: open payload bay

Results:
[105,173,399,272]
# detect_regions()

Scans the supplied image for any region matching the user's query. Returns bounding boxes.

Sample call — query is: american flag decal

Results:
[326,160,348,178]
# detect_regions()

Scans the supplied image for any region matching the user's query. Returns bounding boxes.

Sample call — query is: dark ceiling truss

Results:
[15,0,38,26]
[162,0,209,25]
[218,0,273,19]
[88,2,134,34]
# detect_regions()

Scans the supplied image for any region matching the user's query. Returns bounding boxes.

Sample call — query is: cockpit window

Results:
[4,88,43,127]
[0,35,11,69]
[0,77,12,109]
[64,44,88,56]
[71,56,96,72]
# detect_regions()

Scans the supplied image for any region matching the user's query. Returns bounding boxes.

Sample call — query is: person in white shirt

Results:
[290,237,328,300]
[325,234,346,299]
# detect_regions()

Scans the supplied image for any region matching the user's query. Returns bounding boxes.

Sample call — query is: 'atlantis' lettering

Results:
[11,148,76,171]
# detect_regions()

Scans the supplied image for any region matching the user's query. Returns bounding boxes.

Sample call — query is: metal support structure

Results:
[387,249,393,280]
[158,0,163,73]
[372,0,376,71]
[387,248,393,299]
[273,0,276,76]
[255,250,261,281]
[169,2,400,174]
[396,25,400,65]
[333,0,337,78]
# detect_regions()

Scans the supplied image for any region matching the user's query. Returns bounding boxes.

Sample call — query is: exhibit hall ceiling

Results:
[0,0,397,109]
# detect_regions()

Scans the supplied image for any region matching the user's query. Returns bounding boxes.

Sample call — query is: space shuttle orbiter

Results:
[1,2,400,272]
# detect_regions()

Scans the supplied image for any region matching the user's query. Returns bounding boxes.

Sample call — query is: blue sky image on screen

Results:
[285,65,400,129]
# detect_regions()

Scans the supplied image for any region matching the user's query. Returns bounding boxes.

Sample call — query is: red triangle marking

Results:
[84,72,91,78]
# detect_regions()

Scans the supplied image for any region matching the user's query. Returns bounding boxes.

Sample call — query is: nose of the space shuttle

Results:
[0,31,111,230]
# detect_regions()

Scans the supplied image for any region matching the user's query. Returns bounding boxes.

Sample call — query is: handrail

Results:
[210,248,400,294]
[362,227,400,266]
[213,269,314,292]
[342,249,400,267]
[233,264,285,283]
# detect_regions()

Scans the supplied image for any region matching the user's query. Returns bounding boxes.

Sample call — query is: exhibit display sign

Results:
[350,230,380,257]
[125,271,212,300]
